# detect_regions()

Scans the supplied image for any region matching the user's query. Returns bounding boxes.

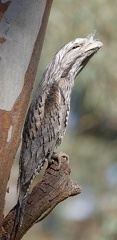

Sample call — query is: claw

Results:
[48,152,69,170]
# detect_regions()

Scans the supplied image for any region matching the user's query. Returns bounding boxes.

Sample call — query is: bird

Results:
[14,33,102,234]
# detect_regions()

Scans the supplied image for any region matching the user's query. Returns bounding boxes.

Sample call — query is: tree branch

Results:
[2,154,81,240]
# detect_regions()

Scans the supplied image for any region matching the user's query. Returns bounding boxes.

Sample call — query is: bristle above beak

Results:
[86,32,103,51]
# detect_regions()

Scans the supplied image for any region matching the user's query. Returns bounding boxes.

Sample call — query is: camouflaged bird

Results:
[15,33,103,230]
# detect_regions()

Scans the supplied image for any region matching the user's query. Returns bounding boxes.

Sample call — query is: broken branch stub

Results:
[2,154,81,240]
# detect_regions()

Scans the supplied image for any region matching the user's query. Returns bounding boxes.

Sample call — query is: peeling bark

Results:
[0,1,11,20]
[2,155,81,240]
[0,0,53,234]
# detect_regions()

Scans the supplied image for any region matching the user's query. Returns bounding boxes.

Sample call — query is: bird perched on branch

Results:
[14,33,102,234]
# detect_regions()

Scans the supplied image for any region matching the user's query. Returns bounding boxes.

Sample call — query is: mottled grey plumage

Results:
[15,34,103,230]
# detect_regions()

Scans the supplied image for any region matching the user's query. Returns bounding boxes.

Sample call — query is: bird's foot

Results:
[48,152,69,170]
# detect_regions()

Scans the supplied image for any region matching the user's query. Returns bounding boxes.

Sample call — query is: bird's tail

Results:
[11,195,27,239]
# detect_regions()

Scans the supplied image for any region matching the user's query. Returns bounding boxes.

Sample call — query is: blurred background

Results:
[6,0,117,239]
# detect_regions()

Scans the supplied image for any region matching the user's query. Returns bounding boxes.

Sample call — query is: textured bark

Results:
[2,155,81,240]
[0,0,53,234]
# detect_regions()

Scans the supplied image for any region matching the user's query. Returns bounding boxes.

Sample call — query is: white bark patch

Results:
[0,0,47,110]
[7,125,13,142]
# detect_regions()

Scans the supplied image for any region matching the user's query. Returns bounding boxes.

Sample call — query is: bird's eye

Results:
[72,46,78,49]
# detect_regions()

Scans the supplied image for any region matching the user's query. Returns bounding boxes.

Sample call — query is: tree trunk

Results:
[0,0,53,235]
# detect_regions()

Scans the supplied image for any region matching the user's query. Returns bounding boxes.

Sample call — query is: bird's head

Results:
[59,33,103,79]
[43,33,103,86]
